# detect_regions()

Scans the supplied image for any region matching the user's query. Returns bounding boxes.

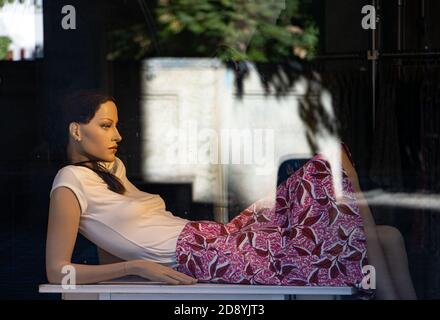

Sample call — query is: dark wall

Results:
[0,0,206,299]
[318,0,440,300]
[380,0,440,52]
[42,0,108,151]
[324,0,371,53]
[0,0,109,299]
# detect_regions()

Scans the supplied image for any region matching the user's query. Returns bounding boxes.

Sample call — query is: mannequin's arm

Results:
[46,187,135,284]
[46,187,196,285]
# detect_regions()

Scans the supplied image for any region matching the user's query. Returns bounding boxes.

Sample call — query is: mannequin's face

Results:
[68,100,122,163]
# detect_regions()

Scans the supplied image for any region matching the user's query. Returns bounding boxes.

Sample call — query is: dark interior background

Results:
[0,0,439,299]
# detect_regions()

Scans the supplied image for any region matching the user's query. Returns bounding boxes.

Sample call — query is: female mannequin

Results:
[45,91,416,299]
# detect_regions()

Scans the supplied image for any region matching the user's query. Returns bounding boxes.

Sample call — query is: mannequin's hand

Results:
[130,260,198,285]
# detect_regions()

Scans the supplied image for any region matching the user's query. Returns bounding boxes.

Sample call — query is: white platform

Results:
[39,278,356,300]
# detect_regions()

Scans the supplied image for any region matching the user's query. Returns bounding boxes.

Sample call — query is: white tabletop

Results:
[39,278,355,296]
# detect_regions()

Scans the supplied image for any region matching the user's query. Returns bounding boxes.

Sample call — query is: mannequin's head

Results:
[54,90,126,194]
[60,91,122,165]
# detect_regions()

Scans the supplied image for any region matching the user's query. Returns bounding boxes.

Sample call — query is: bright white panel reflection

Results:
[362,190,440,212]
[139,58,346,223]
[0,0,43,60]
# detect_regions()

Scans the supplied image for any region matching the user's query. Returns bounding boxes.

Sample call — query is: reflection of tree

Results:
[0,36,11,59]
[107,24,152,61]
[0,0,15,57]
[0,0,15,7]
[0,0,29,8]
[107,0,319,62]
[107,0,336,159]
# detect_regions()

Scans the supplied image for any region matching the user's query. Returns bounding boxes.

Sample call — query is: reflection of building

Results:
[0,0,44,60]
[140,58,322,223]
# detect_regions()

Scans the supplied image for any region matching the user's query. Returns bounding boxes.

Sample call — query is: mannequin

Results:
[45,91,416,299]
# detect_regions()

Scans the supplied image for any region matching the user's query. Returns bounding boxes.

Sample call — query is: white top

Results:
[49,157,190,268]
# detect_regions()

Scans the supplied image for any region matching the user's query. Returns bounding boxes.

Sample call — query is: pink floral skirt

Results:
[173,143,369,293]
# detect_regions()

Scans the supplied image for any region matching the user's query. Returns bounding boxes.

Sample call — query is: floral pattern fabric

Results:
[173,143,369,291]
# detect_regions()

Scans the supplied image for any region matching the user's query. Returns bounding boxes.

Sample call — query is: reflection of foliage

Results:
[107,24,152,61]
[107,0,319,62]
[0,36,12,59]
[158,0,318,61]
[0,0,41,9]
[0,0,14,7]
[0,0,24,8]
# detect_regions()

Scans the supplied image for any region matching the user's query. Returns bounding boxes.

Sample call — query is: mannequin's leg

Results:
[376,225,417,300]
[341,148,398,299]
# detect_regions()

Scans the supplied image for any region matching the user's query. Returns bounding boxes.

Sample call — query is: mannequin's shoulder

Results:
[112,156,127,177]
[54,164,90,181]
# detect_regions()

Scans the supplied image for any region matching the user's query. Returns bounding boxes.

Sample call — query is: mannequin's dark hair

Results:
[52,90,126,195]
